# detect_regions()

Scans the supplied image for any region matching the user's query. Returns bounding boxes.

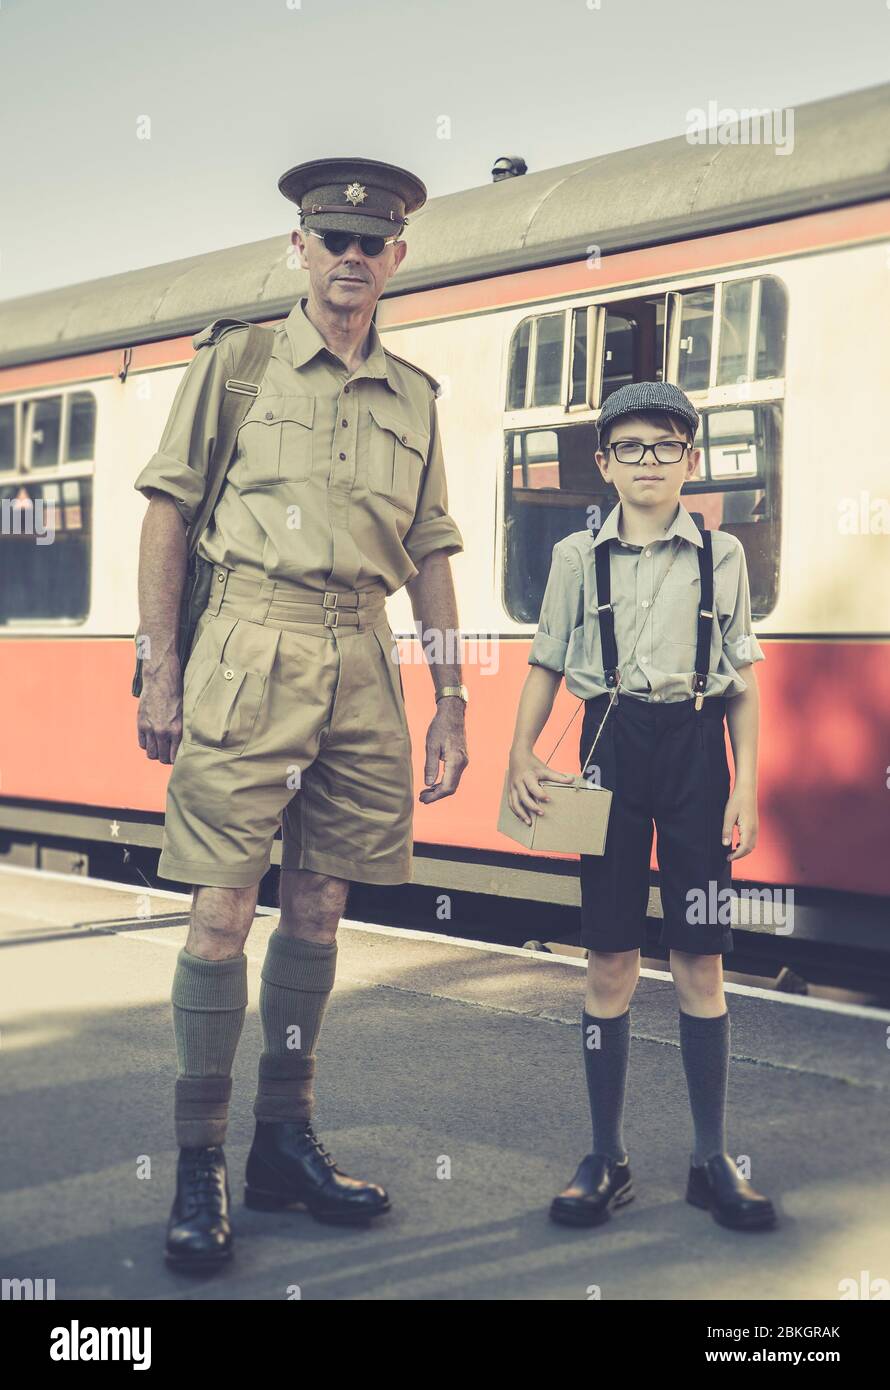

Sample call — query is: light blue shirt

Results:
[528,502,765,703]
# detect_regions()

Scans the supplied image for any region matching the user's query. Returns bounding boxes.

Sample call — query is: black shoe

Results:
[164,1145,233,1269]
[686,1152,777,1230]
[244,1120,390,1225]
[549,1153,634,1228]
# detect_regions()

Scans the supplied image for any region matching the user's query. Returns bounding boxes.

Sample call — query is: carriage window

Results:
[0,478,92,622]
[507,319,531,409]
[601,295,666,404]
[0,403,15,471]
[531,313,564,406]
[756,277,787,378]
[66,392,97,462]
[0,388,95,625]
[716,280,752,385]
[569,308,589,406]
[676,288,715,392]
[716,276,787,385]
[26,395,63,469]
[503,404,781,625]
[602,313,636,399]
[506,312,566,408]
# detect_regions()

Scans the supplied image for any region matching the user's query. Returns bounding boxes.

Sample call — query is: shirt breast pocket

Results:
[234,394,315,488]
[653,569,700,652]
[367,404,428,514]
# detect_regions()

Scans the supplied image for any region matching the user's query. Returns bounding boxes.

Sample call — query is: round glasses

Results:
[608,440,690,465]
[307,228,400,258]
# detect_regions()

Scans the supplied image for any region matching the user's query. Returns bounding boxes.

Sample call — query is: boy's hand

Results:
[507,749,575,827]
[722,786,758,860]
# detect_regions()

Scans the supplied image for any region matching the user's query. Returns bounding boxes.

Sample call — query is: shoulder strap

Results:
[382,347,441,397]
[593,539,619,687]
[186,322,276,557]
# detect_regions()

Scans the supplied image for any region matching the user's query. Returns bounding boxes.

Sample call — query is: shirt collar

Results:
[284,297,401,394]
[592,501,703,549]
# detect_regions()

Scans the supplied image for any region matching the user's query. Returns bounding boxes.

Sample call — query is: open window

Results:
[502,275,787,627]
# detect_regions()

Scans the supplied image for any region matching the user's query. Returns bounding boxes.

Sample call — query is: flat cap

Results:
[597,381,701,444]
[278,157,427,236]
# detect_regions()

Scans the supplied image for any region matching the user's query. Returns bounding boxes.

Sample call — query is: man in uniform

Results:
[134,158,469,1269]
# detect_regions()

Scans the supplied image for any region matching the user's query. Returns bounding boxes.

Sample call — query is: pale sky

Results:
[1,0,888,301]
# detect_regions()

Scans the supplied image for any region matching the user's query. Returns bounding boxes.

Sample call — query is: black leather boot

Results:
[164,1145,233,1269]
[549,1153,634,1227]
[244,1120,390,1224]
[686,1152,777,1230]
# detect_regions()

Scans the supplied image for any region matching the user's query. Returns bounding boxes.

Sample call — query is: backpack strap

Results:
[186,321,276,557]
[132,321,276,698]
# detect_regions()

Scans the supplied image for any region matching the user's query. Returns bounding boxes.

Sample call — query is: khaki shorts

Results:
[157,566,414,888]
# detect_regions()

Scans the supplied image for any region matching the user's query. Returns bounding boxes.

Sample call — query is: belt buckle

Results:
[323,592,340,626]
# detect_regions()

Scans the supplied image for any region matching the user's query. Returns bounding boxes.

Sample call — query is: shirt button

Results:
[224,669,234,680]
[339,451,346,461]
[642,600,649,608]
[644,548,652,557]
[653,693,661,701]
[265,411,274,421]
[401,434,407,443]
[341,419,349,427]
[343,385,350,394]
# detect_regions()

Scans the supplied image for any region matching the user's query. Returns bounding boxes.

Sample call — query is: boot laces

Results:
[303,1123,337,1169]
[183,1156,225,1208]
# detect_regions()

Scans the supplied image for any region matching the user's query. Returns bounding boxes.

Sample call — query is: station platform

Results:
[1,864,888,1301]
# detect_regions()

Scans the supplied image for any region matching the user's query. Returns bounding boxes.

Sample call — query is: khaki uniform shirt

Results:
[528,501,765,702]
[134,298,464,594]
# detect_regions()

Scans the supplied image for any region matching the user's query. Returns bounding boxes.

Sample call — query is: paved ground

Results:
[1,869,888,1301]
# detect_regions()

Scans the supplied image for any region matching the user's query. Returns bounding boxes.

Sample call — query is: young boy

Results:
[507,381,776,1231]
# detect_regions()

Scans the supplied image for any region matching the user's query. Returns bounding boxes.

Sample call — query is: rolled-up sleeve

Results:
[528,542,583,674]
[719,537,765,668]
[133,339,230,527]
[402,395,464,568]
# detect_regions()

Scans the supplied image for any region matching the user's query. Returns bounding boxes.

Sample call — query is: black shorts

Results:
[578,692,733,956]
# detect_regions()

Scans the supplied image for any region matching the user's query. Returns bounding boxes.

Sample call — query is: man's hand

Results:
[722,785,758,861]
[419,699,468,803]
[137,654,184,764]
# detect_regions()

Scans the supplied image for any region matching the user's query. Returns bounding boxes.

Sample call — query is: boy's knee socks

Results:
[581,1008,631,1162]
[678,1008,730,1165]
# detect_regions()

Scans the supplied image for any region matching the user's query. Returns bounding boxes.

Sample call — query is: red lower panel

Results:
[0,637,888,898]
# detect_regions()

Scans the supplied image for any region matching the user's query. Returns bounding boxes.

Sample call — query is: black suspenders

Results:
[594,529,714,709]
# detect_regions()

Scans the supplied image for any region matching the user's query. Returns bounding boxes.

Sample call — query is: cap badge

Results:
[343,182,367,205]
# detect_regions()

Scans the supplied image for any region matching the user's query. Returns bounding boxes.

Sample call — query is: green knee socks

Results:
[171,948,248,1148]
[253,929,338,1124]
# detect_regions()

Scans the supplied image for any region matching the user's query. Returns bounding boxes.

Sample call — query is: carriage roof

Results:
[2,81,889,370]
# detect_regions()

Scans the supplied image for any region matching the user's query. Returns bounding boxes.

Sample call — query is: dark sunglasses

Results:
[307,228,400,258]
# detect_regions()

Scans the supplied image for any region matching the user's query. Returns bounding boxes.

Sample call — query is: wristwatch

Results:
[436,684,469,704]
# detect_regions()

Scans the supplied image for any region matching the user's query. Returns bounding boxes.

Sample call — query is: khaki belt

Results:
[205,565,387,631]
